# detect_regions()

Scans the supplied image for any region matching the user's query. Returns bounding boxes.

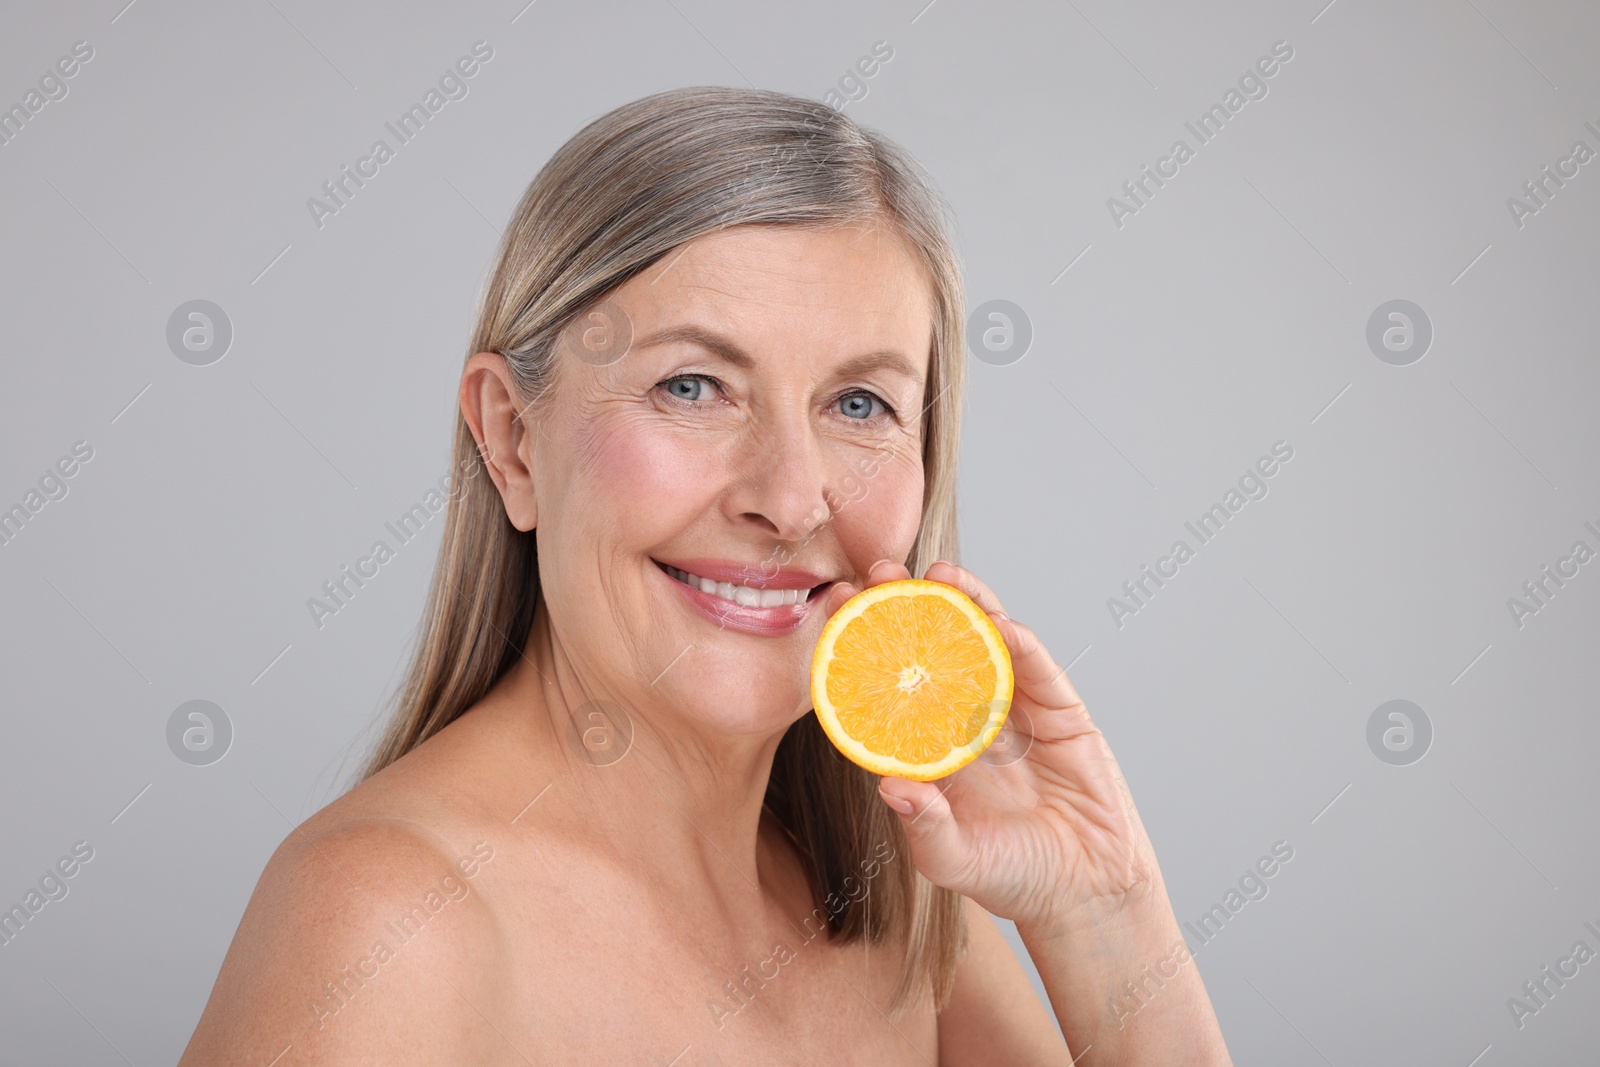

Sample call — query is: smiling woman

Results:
[178,86,1229,1065]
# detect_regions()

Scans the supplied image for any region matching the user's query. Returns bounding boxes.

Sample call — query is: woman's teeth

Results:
[663,564,809,608]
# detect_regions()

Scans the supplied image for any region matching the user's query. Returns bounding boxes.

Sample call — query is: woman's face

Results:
[524,222,934,736]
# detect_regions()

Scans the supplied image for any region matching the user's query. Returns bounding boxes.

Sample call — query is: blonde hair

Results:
[360,86,968,1014]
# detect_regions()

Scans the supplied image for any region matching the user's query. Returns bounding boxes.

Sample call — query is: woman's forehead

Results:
[618,223,935,345]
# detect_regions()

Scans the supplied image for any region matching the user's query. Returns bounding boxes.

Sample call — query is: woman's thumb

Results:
[879,778,965,882]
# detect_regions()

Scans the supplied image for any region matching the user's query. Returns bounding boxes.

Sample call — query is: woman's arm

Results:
[178,820,508,1066]
[936,845,1226,1065]
[833,559,1233,1066]
[936,896,1069,1065]
[1016,885,1227,1064]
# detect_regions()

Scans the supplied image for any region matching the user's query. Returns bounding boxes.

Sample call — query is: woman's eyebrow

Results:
[634,324,755,368]
[632,323,922,381]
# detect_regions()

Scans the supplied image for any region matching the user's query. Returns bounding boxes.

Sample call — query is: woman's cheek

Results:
[837,448,922,553]
[576,413,723,524]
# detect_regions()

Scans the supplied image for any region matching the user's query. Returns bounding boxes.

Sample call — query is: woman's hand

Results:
[822,559,1166,936]
[824,559,1233,1063]
[823,560,1234,1062]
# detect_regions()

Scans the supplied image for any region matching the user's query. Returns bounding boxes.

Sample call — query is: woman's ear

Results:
[459,351,539,531]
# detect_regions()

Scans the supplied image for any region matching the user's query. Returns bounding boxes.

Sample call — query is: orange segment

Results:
[811,579,1014,781]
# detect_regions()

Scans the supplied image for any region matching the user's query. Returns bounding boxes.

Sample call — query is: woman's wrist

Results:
[1013,863,1171,946]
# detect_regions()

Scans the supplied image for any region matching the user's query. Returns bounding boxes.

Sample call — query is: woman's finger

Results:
[991,615,1083,714]
[922,560,1007,617]
[865,558,911,586]
[916,563,1093,737]
[821,559,910,618]
[877,775,969,886]
[822,580,857,619]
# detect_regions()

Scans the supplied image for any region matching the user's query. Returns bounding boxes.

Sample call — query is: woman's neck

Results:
[493,603,795,910]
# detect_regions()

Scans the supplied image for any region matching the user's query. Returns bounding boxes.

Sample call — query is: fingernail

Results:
[869,558,894,572]
[881,792,914,815]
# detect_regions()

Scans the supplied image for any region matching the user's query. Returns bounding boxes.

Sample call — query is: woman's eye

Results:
[838,391,893,421]
[662,375,711,402]
[658,376,894,423]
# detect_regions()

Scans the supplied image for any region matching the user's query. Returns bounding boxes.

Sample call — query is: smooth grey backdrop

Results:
[2,0,1597,1063]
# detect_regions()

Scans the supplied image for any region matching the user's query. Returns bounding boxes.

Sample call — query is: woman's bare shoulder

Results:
[179,719,522,1065]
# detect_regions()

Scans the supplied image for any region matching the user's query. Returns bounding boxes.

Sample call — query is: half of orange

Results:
[811,578,1014,782]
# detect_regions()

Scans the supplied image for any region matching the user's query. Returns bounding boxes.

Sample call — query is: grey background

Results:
[1,0,1596,1062]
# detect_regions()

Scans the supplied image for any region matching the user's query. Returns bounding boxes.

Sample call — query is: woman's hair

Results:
[359,86,968,1015]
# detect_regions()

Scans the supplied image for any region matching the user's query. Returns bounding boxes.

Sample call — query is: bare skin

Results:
[178,221,1229,1064]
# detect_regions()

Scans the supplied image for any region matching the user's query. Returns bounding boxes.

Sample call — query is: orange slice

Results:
[811,579,1014,781]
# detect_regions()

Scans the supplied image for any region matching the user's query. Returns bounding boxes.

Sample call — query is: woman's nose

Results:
[725,415,836,545]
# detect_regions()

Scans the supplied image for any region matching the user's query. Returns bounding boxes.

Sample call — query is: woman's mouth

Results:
[658,562,820,607]
[651,558,834,636]
[652,559,825,601]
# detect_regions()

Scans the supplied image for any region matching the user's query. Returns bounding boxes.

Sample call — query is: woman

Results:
[180,87,1231,1064]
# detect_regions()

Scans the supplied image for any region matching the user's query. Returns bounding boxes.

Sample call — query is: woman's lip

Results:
[654,560,828,636]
